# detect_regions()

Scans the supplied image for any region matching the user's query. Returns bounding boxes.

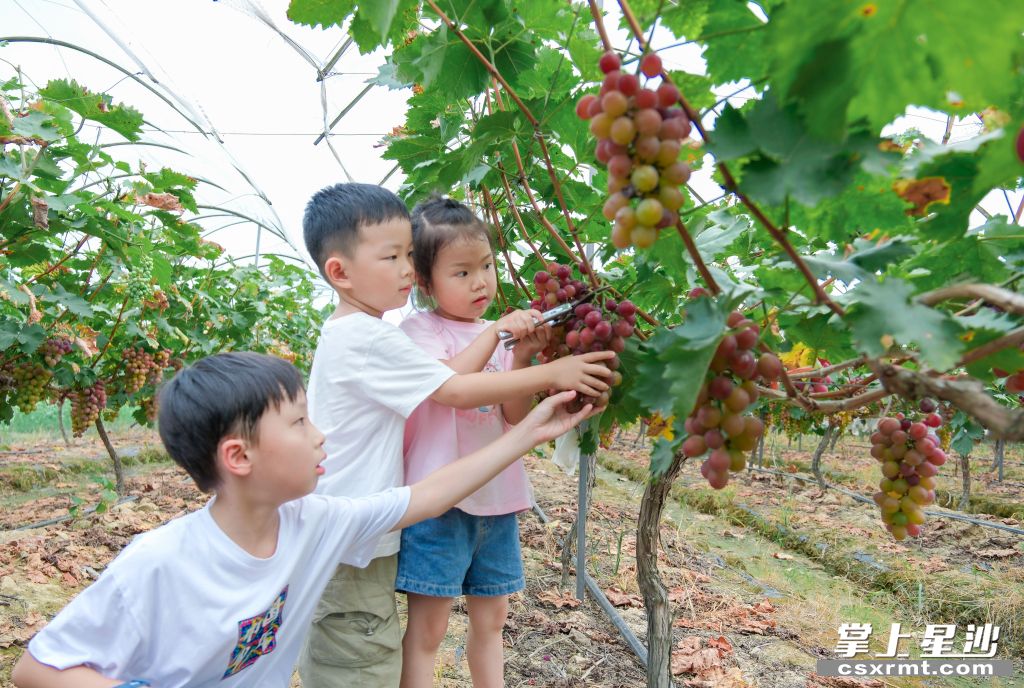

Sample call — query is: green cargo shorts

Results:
[298,554,402,688]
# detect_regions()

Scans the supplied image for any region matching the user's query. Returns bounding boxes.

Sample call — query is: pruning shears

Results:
[497,286,609,350]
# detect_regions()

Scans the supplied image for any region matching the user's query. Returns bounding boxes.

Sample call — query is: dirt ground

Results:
[1,428,1022,687]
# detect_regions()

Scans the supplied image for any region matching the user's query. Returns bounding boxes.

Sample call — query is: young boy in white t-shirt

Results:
[10,352,597,688]
[298,183,614,687]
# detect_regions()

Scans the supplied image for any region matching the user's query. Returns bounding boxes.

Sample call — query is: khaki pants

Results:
[299,554,402,688]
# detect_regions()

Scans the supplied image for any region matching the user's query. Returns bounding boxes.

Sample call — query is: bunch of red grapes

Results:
[575,51,692,250]
[681,298,783,489]
[529,262,637,411]
[39,337,73,367]
[70,380,107,437]
[870,400,946,541]
[120,346,171,395]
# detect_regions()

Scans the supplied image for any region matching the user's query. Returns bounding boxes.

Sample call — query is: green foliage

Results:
[0,70,328,433]
[284,0,1024,475]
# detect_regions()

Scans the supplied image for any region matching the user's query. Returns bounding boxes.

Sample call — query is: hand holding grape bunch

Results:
[529,262,637,411]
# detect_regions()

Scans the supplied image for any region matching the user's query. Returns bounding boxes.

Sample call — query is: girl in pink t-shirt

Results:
[397,197,548,688]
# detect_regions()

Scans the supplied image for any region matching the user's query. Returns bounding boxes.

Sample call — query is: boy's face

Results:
[332,217,415,317]
[245,391,326,502]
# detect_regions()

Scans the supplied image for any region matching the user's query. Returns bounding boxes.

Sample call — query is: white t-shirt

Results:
[307,312,455,557]
[27,488,410,687]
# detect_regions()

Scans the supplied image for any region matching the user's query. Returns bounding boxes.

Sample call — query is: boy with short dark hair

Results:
[11,352,595,687]
[298,183,613,687]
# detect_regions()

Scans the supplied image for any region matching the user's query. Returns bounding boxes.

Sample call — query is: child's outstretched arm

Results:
[502,326,552,424]
[11,654,122,688]
[443,308,541,374]
[395,391,595,529]
[430,350,614,410]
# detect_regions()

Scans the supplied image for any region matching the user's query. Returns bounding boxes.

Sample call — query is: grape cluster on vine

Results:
[39,337,73,367]
[70,380,107,437]
[681,294,782,489]
[141,395,159,423]
[120,346,172,395]
[529,262,636,411]
[870,399,946,541]
[576,51,692,249]
[9,362,51,413]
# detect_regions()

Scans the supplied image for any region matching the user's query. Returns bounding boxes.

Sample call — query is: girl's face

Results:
[425,235,496,322]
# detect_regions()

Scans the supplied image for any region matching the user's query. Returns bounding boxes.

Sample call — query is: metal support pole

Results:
[533,503,648,666]
[576,453,590,601]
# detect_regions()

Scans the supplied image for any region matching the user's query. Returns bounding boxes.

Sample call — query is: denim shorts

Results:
[396,507,524,597]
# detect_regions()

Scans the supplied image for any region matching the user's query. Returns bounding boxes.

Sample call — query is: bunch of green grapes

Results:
[10,362,51,413]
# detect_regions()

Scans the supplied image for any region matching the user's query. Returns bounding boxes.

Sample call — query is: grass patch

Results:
[598,452,1024,655]
[0,448,171,494]
[1,402,139,442]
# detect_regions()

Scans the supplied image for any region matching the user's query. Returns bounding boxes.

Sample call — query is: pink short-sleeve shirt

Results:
[400,311,533,516]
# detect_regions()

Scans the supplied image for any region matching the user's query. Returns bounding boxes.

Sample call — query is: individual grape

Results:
[656,139,682,167]
[640,53,663,77]
[634,136,661,162]
[602,91,629,118]
[635,198,663,226]
[608,154,632,179]
[589,113,613,138]
[658,185,685,212]
[610,116,637,145]
[634,109,663,136]
[661,161,691,185]
[576,94,597,120]
[630,165,659,193]
[656,82,680,107]
[635,88,657,110]
[757,353,782,380]
[603,192,629,220]
[618,73,640,96]
[630,225,657,248]
[599,51,621,74]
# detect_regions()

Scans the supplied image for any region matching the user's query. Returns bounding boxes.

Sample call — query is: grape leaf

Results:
[766,0,1024,138]
[286,0,355,28]
[701,0,768,85]
[845,278,964,370]
[38,80,143,142]
[957,311,1024,379]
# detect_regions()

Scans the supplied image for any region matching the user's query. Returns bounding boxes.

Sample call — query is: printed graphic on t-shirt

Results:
[223,585,288,678]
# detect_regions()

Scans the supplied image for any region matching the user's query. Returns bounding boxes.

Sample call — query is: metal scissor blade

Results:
[498,285,610,350]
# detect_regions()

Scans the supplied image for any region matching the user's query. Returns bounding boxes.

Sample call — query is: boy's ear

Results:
[322,254,351,291]
[218,436,252,479]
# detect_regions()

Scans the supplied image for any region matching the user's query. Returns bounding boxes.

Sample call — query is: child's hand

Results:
[493,308,542,342]
[547,351,615,397]
[518,390,599,445]
[512,324,552,364]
